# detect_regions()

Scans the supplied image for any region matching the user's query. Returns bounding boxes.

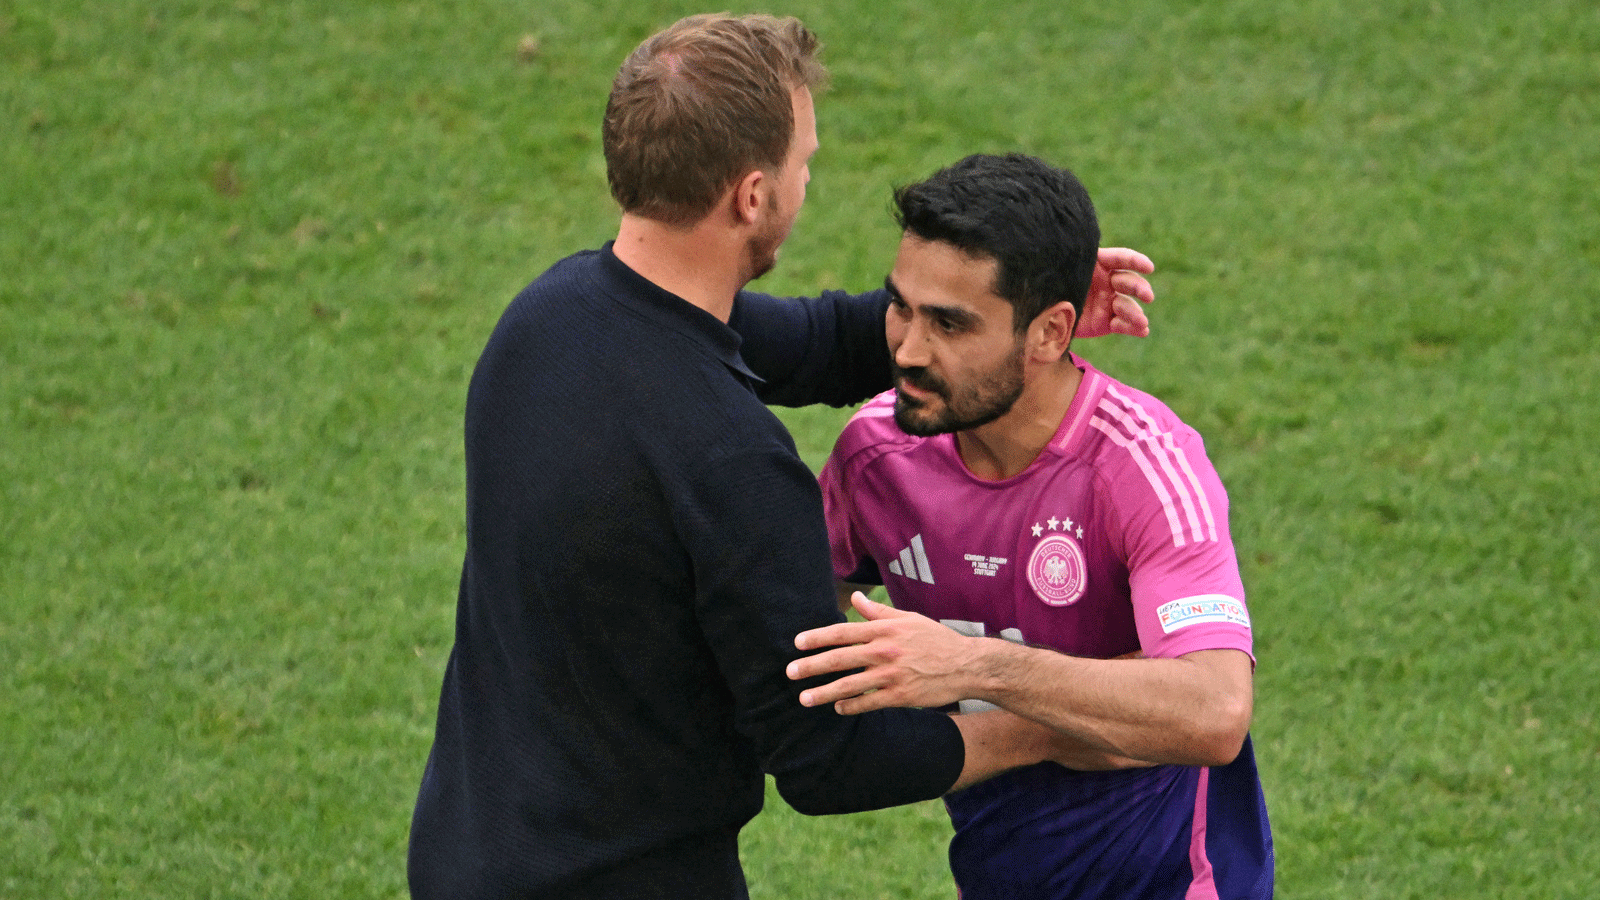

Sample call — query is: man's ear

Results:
[729,169,766,226]
[1028,301,1078,363]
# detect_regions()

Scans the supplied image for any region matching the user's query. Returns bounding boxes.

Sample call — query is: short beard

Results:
[746,232,779,282]
[891,346,1025,437]
[744,197,791,283]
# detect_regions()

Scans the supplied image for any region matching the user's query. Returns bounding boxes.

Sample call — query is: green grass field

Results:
[4,1,1597,897]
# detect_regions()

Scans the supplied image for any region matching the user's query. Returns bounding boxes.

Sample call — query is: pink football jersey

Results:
[822,354,1253,663]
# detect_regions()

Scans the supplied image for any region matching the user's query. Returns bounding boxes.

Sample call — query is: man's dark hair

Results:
[893,153,1100,333]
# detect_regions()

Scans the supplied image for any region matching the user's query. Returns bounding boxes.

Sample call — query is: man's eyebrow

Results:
[884,275,980,328]
[928,304,980,329]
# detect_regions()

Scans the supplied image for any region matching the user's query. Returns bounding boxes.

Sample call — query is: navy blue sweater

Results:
[408,246,966,900]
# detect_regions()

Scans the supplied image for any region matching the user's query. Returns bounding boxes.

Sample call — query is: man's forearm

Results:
[971,642,1253,768]
[948,708,1156,787]
[946,709,1058,792]
[789,595,1251,768]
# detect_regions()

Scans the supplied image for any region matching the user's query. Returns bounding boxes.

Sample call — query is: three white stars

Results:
[1033,516,1084,539]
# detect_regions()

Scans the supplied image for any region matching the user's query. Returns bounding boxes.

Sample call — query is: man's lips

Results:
[895,377,938,403]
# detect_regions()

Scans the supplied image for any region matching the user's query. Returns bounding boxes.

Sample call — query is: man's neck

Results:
[612,213,748,323]
[956,361,1085,481]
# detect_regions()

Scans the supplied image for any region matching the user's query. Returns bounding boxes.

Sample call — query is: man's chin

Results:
[892,399,946,438]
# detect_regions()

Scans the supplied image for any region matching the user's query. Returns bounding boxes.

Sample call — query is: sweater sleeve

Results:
[674,440,965,814]
[728,288,894,408]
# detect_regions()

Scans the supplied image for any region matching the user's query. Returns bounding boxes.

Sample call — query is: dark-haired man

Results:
[407,16,1156,900]
[792,154,1273,899]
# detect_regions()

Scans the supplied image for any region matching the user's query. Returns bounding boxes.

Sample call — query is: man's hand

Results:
[791,595,1159,774]
[788,592,986,714]
[1078,247,1155,339]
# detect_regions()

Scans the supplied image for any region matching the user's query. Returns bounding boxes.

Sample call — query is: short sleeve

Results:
[1107,429,1255,662]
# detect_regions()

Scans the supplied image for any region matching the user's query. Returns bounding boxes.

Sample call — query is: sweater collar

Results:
[598,243,763,384]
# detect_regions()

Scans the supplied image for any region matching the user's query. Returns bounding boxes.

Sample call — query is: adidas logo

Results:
[887,534,935,584]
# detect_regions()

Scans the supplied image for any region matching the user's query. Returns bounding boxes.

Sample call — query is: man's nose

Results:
[893,321,931,369]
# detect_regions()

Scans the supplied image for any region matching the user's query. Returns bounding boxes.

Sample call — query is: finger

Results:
[794,620,879,652]
[1108,272,1155,305]
[1110,295,1151,337]
[1113,292,1148,318]
[832,691,898,716]
[850,592,907,620]
[787,644,880,681]
[1097,247,1154,274]
[1110,318,1151,339]
[797,671,887,708]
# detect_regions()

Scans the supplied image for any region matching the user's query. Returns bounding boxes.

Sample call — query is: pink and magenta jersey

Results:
[820,354,1272,899]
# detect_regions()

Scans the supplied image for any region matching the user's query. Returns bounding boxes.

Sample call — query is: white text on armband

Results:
[1157,595,1251,634]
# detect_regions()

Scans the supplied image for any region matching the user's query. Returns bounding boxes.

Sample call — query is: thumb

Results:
[851,591,904,620]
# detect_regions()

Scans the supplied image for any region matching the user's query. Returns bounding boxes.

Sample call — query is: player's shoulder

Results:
[1093,374,1193,436]
[1081,369,1211,473]
[832,390,920,464]
[1073,368,1235,547]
